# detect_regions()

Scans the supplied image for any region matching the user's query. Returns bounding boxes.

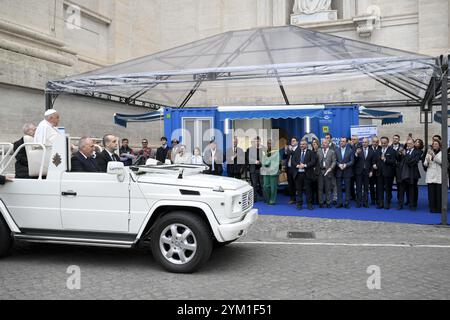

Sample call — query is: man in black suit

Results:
[71,137,101,173]
[13,123,37,179]
[335,137,355,209]
[369,136,381,205]
[349,135,360,201]
[246,137,267,202]
[354,138,375,208]
[226,137,245,179]
[97,134,121,172]
[284,137,300,204]
[156,137,171,164]
[397,138,422,211]
[373,137,397,209]
[292,139,316,210]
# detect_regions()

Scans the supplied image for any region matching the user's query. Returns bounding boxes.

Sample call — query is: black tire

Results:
[0,216,13,258]
[150,211,213,273]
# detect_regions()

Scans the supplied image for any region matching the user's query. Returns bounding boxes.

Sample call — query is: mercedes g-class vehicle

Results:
[0,135,257,273]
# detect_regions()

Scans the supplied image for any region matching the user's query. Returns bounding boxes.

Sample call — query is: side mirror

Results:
[107,161,126,182]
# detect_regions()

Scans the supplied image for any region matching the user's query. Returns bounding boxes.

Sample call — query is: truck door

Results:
[60,172,130,233]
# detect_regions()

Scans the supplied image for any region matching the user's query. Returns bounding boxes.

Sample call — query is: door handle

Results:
[62,191,77,196]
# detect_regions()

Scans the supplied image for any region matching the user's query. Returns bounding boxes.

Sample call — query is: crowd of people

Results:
[2,109,448,215]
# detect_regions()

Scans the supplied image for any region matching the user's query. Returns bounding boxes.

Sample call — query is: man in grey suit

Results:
[317,140,337,208]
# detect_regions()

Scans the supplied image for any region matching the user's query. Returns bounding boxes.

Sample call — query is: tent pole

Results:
[441,55,448,226]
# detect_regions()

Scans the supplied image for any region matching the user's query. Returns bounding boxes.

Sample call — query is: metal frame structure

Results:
[44,26,449,225]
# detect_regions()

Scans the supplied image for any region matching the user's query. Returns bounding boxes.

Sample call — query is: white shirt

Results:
[191,155,203,165]
[34,120,60,147]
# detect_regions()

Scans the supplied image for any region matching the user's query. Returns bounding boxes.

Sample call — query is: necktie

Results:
[364,148,368,159]
[301,151,305,163]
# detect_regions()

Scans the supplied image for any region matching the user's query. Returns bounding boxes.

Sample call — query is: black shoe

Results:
[345,204,351,209]
[327,204,332,209]
[410,207,417,212]
[307,205,314,211]
[376,205,384,210]
[336,204,343,209]
[396,205,403,210]
[364,203,369,208]
[356,203,361,208]
[319,204,325,208]
[332,201,337,206]
[385,203,391,210]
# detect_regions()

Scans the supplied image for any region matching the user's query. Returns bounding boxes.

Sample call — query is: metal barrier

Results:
[0,143,14,171]
[0,143,47,180]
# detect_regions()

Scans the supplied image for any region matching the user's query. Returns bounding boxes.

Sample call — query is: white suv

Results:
[0,135,257,273]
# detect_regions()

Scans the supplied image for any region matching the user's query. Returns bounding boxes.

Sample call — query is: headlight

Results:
[232,194,242,213]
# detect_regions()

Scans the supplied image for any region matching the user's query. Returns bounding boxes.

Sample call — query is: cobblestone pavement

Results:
[1,216,450,300]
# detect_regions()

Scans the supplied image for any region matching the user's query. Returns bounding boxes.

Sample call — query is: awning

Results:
[114,108,164,128]
[434,111,449,124]
[217,105,326,121]
[359,106,403,125]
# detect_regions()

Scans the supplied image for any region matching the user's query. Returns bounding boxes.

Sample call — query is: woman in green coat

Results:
[261,140,280,205]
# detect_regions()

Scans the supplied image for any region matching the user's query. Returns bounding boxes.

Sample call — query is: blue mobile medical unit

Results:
[163,105,359,150]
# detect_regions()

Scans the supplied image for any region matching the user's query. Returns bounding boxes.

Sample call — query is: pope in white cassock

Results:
[34,109,61,147]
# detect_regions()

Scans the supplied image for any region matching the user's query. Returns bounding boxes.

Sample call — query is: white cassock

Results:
[34,120,60,147]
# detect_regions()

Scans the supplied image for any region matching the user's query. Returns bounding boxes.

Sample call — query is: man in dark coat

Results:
[156,137,171,164]
[292,139,317,210]
[369,136,381,205]
[96,134,121,172]
[397,138,422,211]
[354,138,375,208]
[13,123,37,179]
[335,137,355,208]
[373,137,397,209]
[71,137,101,173]
[284,137,300,204]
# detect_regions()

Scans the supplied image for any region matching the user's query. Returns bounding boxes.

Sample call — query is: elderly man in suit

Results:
[226,137,245,179]
[317,139,336,208]
[335,137,355,209]
[13,123,37,179]
[354,138,375,208]
[97,134,121,172]
[71,137,101,173]
[203,141,224,176]
[397,138,422,211]
[246,136,267,202]
[373,137,397,209]
[293,139,317,210]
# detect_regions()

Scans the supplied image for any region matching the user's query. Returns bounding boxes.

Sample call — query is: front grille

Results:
[241,189,254,212]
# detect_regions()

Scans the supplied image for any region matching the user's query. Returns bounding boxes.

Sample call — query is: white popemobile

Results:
[0,135,258,273]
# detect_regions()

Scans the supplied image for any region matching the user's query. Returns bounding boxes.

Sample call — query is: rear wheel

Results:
[150,212,213,273]
[0,217,13,258]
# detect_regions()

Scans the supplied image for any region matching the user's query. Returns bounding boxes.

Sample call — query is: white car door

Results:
[60,172,130,233]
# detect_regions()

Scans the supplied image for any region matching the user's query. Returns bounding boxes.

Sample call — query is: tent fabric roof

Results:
[47,25,440,108]
[359,106,403,125]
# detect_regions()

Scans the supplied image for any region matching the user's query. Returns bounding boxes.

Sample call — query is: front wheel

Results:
[0,217,13,258]
[150,212,213,273]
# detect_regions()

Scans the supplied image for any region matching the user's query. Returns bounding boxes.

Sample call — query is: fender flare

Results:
[0,199,21,233]
[136,200,224,242]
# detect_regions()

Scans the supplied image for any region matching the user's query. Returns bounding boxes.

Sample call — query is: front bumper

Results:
[217,209,258,242]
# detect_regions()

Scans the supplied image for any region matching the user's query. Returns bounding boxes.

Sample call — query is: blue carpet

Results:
[254,186,449,225]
